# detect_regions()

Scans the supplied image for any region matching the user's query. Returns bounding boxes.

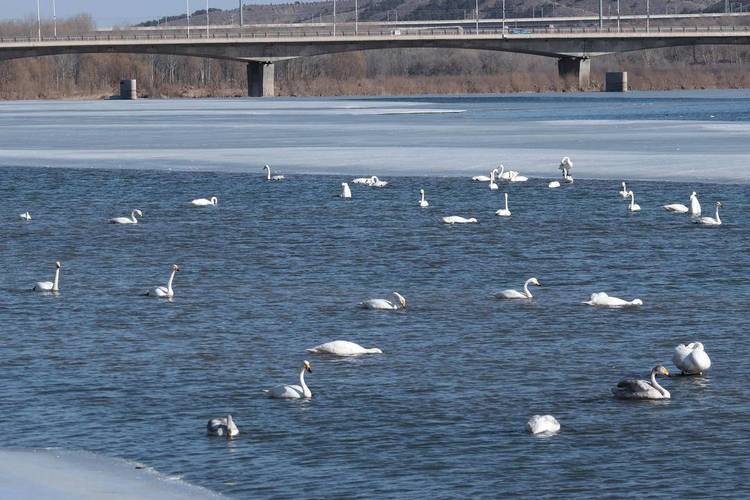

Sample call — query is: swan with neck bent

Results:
[341,182,352,199]
[583,292,642,307]
[496,278,541,299]
[207,414,239,439]
[307,340,383,356]
[265,360,313,399]
[20,211,32,221]
[495,193,511,216]
[627,191,641,212]
[419,189,429,207]
[146,264,180,298]
[694,201,722,226]
[110,209,143,224]
[497,164,518,180]
[191,196,218,207]
[619,182,629,198]
[360,292,407,310]
[442,216,478,224]
[673,342,711,375]
[612,365,671,400]
[34,261,61,293]
[526,415,560,435]
[264,164,285,181]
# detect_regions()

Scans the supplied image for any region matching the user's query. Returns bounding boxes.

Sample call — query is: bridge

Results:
[2,25,750,96]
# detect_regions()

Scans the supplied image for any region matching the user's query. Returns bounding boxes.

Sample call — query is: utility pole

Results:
[599,0,603,29]
[206,0,209,37]
[646,0,650,32]
[502,0,506,36]
[617,0,620,31]
[187,0,191,38]
[36,0,41,41]
[239,0,243,27]
[475,0,479,34]
[355,0,358,33]
[52,0,57,37]
[333,0,336,36]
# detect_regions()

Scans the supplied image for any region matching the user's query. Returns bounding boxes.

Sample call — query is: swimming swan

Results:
[508,172,528,183]
[583,292,642,307]
[33,260,61,293]
[496,164,518,180]
[368,176,388,188]
[472,170,494,182]
[612,365,670,400]
[20,211,32,221]
[619,182,629,198]
[265,360,312,399]
[489,170,499,190]
[146,264,180,298]
[264,164,285,181]
[690,191,701,216]
[419,189,429,207]
[495,193,511,217]
[352,176,372,184]
[693,201,722,226]
[627,191,641,212]
[673,342,711,375]
[191,196,218,207]
[207,414,239,439]
[664,192,697,213]
[442,216,478,224]
[526,415,560,435]
[495,277,541,299]
[548,180,561,189]
[341,182,352,199]
[360,292,407,310]
[110,209,143,224]
[306,340,383,356]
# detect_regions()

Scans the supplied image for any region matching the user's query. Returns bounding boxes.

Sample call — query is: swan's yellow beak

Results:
[660,367,670,376]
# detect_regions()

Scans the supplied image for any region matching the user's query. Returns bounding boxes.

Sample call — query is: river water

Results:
[0,92,749,498]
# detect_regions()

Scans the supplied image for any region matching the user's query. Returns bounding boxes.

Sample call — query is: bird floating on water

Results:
[207,414,239,439]
[110,209,143,224]
[265,360,313,399]
[191,196,218,207]
[612,365,671,400]
[146,264,180,298]
[495,278,541,299]
[33,261,61,293]
[442,216,478,224]
[264,164,285,181]
[673,342,711,375]
[306,340,383,356]
[693,201,722,226]
[526,415,560,435]
[495,193,511,217]
[619,182,629,198]
[360,292,407,310]
[583,292,642,308]
[627,191,641,212]
[419,189,429,207]
[19,211,32,221]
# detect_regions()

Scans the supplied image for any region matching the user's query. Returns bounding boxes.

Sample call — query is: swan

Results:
[110,209,143,225]
[191,196,218,207]
[20,211,32,221]
[306,340,383,356]
[495,193,511,217]
[562,169,574,184]
[559,156,573,173]
[368,176,388,188]
[663,203,689,213]
[442,216,478,224]
[583,292,642,307]
[548,180,561,189]
[690,191,701,217]
[360,292,407,310]
[352,176,372,184]
[495,277,541,299]
[471,170,493,182]
[497,164,518,180]
[145,264,180,298]
[419,189,429,207]
[619,182,629,198]
[693,201,722,226]
[33,261,61,293]
[263,164,285,181]
[627,191,641,212]
[612,365,671,400]
[508,172,528,183]
[265,360,312,399]
[207,414,239,439]
[488,170,499,191]
[341,182,352,199]
[673,342,711,375]
[526,415,560,435]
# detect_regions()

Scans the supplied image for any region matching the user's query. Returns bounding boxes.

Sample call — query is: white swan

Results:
[693,201,722,226]
[488,169,499,190]
[419,189,429,207]
[526,415,560,435]
[110,209,143,224]
[559,156,573,172]
[562,168,574,184]
[495,277,541,299]
[33,261,61,293]
[663,203,688,213]
[612,365,670,400]
[673,342,711,375]
[352,176,372,184]
[265,360,312,399]
[495,193,511,217]
[508,172,528,183]
[690,191,701,216]
[548,180,561,189]
[146,264,180,298]
[360,292,407,310]
[191,196,218,207]
[619,182,629,198]
[264,164,285,181]
[627,191,641,212]
[583,292,642,308]
[497,164,518,180]
[442,216,478,224]
[368,176,388,188]
[207,414,239,439]
[20,211,32,221]
[471,170,493,182]
[341,182,352,199]
[306,340,383,356]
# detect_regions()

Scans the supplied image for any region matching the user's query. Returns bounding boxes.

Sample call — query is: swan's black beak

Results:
[306,367,312,373]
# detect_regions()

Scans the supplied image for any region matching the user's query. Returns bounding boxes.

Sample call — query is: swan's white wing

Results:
[663,204,688,213]
[110,217,134,224]
[672,344,691,370]
[147,286,169,297]
[307,340,368,356]
[496,289,526,299]
[266,384,304,399]
[34,281,54,292]
[526,415,560,435]
[360,299,395,310]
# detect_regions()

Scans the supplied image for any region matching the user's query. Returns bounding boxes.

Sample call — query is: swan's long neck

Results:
[498,165,504,178]
[420,191,425,203]
[131,210,138,223]
[523,279,533,298]
[52,267,60,292]
[504,193,509,211]
[650,371,668,396]
[166,269,176,294]
[299,367,310,397]
[715,204,721,223]
[629,192,635,208]
[265,166,271,180]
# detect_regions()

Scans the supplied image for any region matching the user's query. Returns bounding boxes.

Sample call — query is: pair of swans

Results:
[307,340,382,356]
[207,414,239,439]
[526,415,560,435]
[419,189,429,207]
[360,292,407,310]
[340,182,352,199]
[613,365,671,399]
[693,201,722,226]
[264,165,284,181]
[34,261,61,293]
[549,158,574,188]
[110,209,143,225]
[146,264,180,298]
[495,193,511,216]
[497,165,527,183]
[20,211,32,221]
[496,278,541,299]
[583,292,642,307]
[265,360,312,399]
[663,192,700,214]
[442,216,478,224]
[191,196,218,207]
[673,342,711,375]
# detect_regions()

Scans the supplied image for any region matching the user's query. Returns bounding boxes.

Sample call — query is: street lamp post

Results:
[187,0,191,38]
[239,0,243,27]
[475,0,479,34]
[206,0,210,37]
[502,0,506,36]
[36,0,41,41]
[333,0,336,36]
[599,0,603,29]
[52,0,57,37]
[646,0,650,32]
[355,0,358,34]
[617,0,620,31]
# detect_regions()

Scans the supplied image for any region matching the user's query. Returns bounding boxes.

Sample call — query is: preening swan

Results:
[693,201,722,226]
[627,191,641,212]
[690,191,701,216]
[495,278,541,299]
[360,292,407,310]
[442,216,478,224]
[559,156,573,173]
[306,340,383,356]
[207,414,239,439]
[419,189,429,207]
[488,170,499,190]
[497,164,518,180]
[526,415,560,435]
[264,164,285,181]
[265,360,312,399]
[673,342,711,375]
[367,176,388,188]
[612,365,671,400]
[20,211,32,221]
[495,193,511,217]
[583,292,642,307]
[619,182,629,198]
[146,264,180,298]
[352,176,372,184]
[341,182,352,199]
[191,196,218,207]
[33,260,61,293]
[110,209,143,224]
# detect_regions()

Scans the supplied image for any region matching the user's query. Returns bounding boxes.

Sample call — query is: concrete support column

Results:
[247,60,275,97]
[557,57,591,91]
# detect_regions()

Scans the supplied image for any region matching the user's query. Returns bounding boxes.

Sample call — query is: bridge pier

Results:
[557,57,591,91]
[247,61,275,97]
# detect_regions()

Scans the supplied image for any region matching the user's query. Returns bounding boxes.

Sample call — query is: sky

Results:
[3,1,285,27]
